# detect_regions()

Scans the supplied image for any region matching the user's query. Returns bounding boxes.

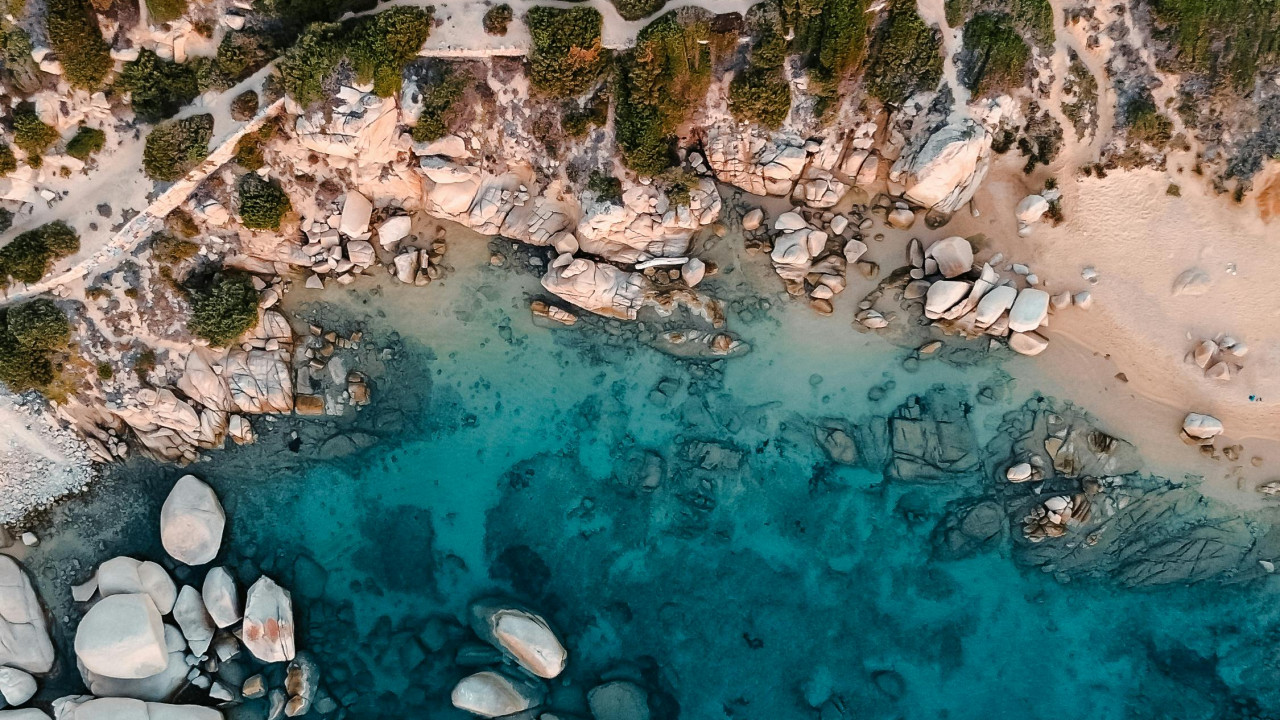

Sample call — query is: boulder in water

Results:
[451,671,545,718]
[201,568,241,628]
[97,557,177,614]
[0,557,55,674]
[172,586,215,656]
[468,600,567,679]
[0,667,37,706]
[74,594,168,680]
[242,577,295,663]
[160,476,225,566]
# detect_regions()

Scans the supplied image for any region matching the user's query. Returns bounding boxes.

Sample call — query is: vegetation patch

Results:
[186,271,260,346]
[13,103,58,166]
[0,221,80,286]
[118,50,200,121]
[563,86,611,138]
[483,4,513,35]
[410,70,468,142]
[150,231,199,265]
[145,0,186,24]
[233,123,276,170]
[0,144,16,176]
[143,114,214,181]
[610,0,665,21]
[959,12,1031,97]
[44,0,112,89]
[65,126,106,161]
[1147,0,1280,90]
[729,11,791,128]
[865,0,944,105]
[526,6,608,98]
[0,299,70,393]
[782,0,871,103]
[237,173,292,230]
[2,27,43,94]
[615,9,714,175]
[214,31,275,87]
[276,23,345,106]
[1124,93,1174,146]
[1061,54,1098,139]
[946,0,1054,49]
[231,90,261,121]
[587,171,622,202]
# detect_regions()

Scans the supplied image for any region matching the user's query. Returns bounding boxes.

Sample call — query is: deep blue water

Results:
[25,241,1280,720]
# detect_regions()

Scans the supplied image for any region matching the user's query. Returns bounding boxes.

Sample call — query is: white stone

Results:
[773,212,806,232]
[1007,289,1050,332]
[0,557,54,674]
[926,237,973,279]
[741,208,764,231]
[1009,331,1049,356]
[451,672,544,718]
[345,240,375,267]
[0,667,37,706]
[681,258,705,287]
[975,285,1017,327]
[339,192,373,238]
[172,587,215,657]
[242,577,295,663]
[843,240,868,264]
[161,475,225,566]
[1182,413,1224,440]
[924,281,970,318]
[470,602,567,679]
[1015,195,1049,224]
[201,568,240,629]
[96,558,177,615]
[830,215,849,235]
[376,216,411,249]
[1005,462,1033,482]
[51,697,222,720]
[1073,291,1093,309]
[75,594,168,680]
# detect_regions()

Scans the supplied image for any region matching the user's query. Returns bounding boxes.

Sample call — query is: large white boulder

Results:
[0,710,51,720]
[1183,413,1223,440]
[1016,194,1049,224]
[924,281,971,318]
[160,476,225,566]
[0,557,55,674]
[201,568,240,628]
[1009,331,1049,356]
[96,558,177,615]
[74,594,168,680]
[975,285,1017,326]
[52,697,222,720]
[469,600,567,679]
[376,215,412,249]
[242,577,295,663]
[890,119,992,215]
[1008,289,1050,332]
[925,237,973,279]
[450,671,545,719]
[79,625,188,702]
[338,192,373,237]
[172,586,215,656]
[541,259,650,321]
[0,667,37,706]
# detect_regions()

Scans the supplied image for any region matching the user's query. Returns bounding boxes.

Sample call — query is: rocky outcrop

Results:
[541,258,651,321]
[887,391,980,482]
[702,124,808,196]
[468,600,567,679]
[74,594,169,680]
[451,671,545,718]
[575,182,721,263]
[890,118,992,217]
[159,475,225,566]
[0,557,54,674]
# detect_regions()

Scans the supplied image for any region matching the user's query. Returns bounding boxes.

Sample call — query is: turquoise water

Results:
[25,235,1280,719]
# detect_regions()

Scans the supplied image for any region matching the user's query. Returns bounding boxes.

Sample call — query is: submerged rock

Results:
[451,671,545,718]
[588,681,650,720]
[0,557,55,674]
[160,475,225,566]
[468,599,567,679]
[887,391,980,482]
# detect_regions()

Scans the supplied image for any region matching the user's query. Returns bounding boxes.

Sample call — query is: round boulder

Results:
[160,475,225,566]
[74,594,168,680]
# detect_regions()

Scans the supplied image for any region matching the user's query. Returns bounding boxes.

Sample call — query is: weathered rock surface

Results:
[160,475,224,566]
[890,119,992,216]
[0,557,54,674]
[74,594,168,680]
[469,600,567,679]
[887,391,980,482]
[242,577,295,663]
[451,671,545,718]
[52,697,222,720]
[0,667,37,706]
[96,557,176,615]
[541,258,650,321]
[588,681,651,720]
[201,567,240,628]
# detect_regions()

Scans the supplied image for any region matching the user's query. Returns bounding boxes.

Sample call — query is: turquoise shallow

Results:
[25,238,1280,720]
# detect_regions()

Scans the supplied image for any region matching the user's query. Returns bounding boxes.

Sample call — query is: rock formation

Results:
[0,557,55,674]
[159,475,225,566]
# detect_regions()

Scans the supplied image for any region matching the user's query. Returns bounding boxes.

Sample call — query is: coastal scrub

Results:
[0,299,70,393]
[959,12,1031,97]
[143,114,214,181]
[118,49,201,122]
[186,272,260,345]
[526,6,608,98]
[865,0,944,105]
[729,10,791,128]
[237,174,292,230]
[0,221,80,286]
[44,0,112,89]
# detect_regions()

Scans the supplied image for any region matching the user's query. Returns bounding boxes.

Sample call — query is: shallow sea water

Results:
[25,232,1280,720]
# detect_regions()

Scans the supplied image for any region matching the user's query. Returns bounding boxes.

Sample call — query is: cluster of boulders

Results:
[751,207,874,315]
[1187,335,1248,382]
[293,324,371,416]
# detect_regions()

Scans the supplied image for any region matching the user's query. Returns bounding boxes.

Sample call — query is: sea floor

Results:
[22,230,1280,719]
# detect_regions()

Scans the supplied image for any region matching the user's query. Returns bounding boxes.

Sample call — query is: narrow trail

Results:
[915,0,971,114]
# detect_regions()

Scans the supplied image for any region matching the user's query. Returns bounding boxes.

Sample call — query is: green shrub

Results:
[483,3,513,35]
[150,231,199,264]
[96,361,113,380]
[65,126,106,161]
[783,0,871,101]
[1,27,43,94]
[1149,0,1280,90]
[230,90,260,121]
[166,208,200,238]
[186,272,260,345]
[276,22,345,105]
[411,72,467,142]
[729,19,790,128]
[563,86,610,138]
[118,50,200,121]
[1125,94,1174,146]
[959,12,1030,96]
[0,221,80,285]
[215,31,275,86]
[865,0,944,104]
[237,173,292,230]
[587,171,622,201]
[347,6,434,96]
[615,10,712,174]
[145,0,185,23]
[0,144,15,176]
[947,0,1053,48]
[12,103,58,165]
[610,0,665,20]
[0,300,69,393]
[526,6,608,98]
[44,0,112,89]
[143,114,213,181]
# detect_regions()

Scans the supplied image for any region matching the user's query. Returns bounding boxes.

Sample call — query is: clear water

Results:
[25,235,1280,720]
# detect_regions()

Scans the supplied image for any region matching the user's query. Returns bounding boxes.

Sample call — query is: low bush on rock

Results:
[150,231,200,265]
[230,90,261,121]
[729,12,791,128]
[44,0,112,89]
[215,31,275,87]
[145,0,186,23]
[143,114,214,181]
[0,144,16,176]
[865,0,944,104]
[237,173,292,230]
[13,103,58,166]
[785,0,872,104]
[526,6,608,98]
[118,49,200,122]
[483,4,512,35]
[65,126,106,161]
[0,221,80,286]
[611,0,666,20]
[1124,94,1174,146]
[0,299,70,393]
[186,272,260,346]
[410,71,467,142]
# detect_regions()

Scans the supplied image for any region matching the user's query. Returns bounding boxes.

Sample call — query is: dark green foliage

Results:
[587,171,622,201]
[143,114,214,181]
[65,126,105,161]
[483,3,513,34]
[563,86,610,138]
[237,173,292,230]
[960,12,1031,96]
[186,272,260,345]
[44,0,112,89]
[0,144,15,176]
[1148,0,1280,89]
[118,50,200,121]
[0,300,69,392]
[865,0,944,104]
[150,231,199,264]
[781,0,871,99]
[1,26,43,94]
[729,18,791,128]
[1124,94,1174,146]
[233,123,275,170]
[410,72,467,142]
[145,0,186,23]
[96,362,113,379]
[946,0,1054,48]
[0,208,12,234]
[526,6,608,97]
[12,103,58,165]
[0,221,80,285]
[267,0,374,33]
[615,10,712,174]
[276,22,345,106]
[231,90,260,121]
[215,31,274,86]
[347,7,434,96]
[610,0,665,21]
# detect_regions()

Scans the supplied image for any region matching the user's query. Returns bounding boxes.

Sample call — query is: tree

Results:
[44,0,112,89]
[276,22,345,106]
[347,6,433,96]
[187,272,260,345]
[526,6,608,98]
[237,173,292,230]
[143,114,214,181]
[866,0,944,104]
[65,127,106,161]
[12,103,58,166]
[118,49,200,121]
[483,4,512,34]
[0,221,80,285]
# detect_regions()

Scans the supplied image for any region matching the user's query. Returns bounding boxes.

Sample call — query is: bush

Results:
[865,0,944,104]
[118,50,201,121]
[729,19,791,128]
[12,103,58,165]
[65,126,106,161]
[784,0,871,100]
[230,90,260,121]
[483,3,512,35]
[0,300,69,393]
[150,231,199,264]
[0,208,11,234]
[233,123,275,170]
[959,12,1031,96]
[347,6,434,96]
[411,72,467,142]
[1,27,43,94]
[1149,0,1280,90]
[44,0,112,89]
[0,221,79,286]
[186,272,260,345]
[563,86,610,138]
[96,362,113,380]
[276,22,345,105]
[1125,94,1174,146]
[237,173,292,230]
[526,6,608,98]
[587,171,622,201]
[215,31,274,86]
[610,0,665,20]
[145,0,186,23]
[143,114,213,181]
[0,144,15,177]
